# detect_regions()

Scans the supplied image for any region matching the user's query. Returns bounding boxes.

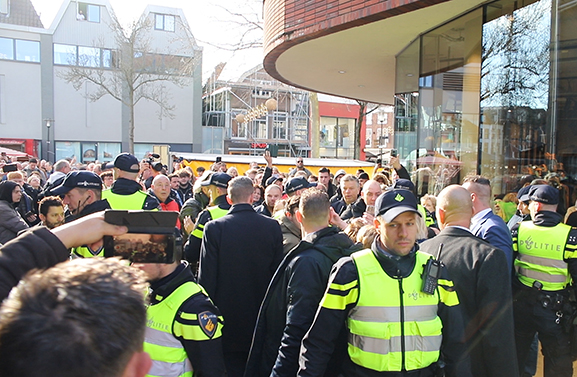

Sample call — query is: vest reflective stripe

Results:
[515,222,571,291]
[351,305,438,323]
[190,205,229,239]
[349,249,442,372]
[102,189,147,210]
[349,334,442,355]
[144,281,201,377]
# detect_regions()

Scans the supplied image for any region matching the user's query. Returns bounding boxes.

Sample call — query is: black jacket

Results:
[421,227,518,377]
[0,227,69,301]
[255,203,272,217]
[340,197,366,221]
[109,178,160,210]
[198,203,283,359]
[149,262,226,377]
[245,227,360,377]
[177,182,194,204]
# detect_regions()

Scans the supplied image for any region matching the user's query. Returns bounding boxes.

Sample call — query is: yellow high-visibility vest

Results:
[348,249,443,372]
[515,221,571,291]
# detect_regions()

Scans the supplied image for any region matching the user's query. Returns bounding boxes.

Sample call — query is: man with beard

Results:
[37,196,65,229]
[176,169,195,203]
[255,184,282,217]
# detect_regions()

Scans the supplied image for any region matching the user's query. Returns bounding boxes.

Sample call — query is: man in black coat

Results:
[421,185,518,377]
[245,188,361,377]
[198,176,284,377]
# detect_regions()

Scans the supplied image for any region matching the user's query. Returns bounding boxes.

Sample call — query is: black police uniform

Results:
[511,186,577,377]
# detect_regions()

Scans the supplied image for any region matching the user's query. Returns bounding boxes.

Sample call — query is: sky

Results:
[30,0,265,82]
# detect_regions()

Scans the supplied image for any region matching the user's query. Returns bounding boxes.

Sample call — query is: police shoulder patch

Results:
[198,311,218,338]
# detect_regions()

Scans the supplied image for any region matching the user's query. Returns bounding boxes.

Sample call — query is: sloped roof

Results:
[0,0,43,28]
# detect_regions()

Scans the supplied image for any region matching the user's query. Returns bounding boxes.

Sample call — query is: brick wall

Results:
[264,0,447,54]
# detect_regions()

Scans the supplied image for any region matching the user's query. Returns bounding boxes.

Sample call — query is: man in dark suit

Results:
[198,176,284,377]
[462,175,514,270]
[421,185,518,377]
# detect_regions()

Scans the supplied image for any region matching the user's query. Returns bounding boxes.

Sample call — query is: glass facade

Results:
[55,141,121,163]
[395,0,577,203]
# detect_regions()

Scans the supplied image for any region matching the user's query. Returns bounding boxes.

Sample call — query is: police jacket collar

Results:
[65,199,111,223]
[370,238,418,279]
[533,210,563,227]
[228,203,255,214]
[213,194,231,209]
[110,178,145,195]
[149,262,191,304]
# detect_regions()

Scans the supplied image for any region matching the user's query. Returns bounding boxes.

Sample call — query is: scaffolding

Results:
[202,65,311,157]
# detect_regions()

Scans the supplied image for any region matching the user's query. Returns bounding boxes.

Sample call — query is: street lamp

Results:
[377,107,387,160]
[45,119,53,163]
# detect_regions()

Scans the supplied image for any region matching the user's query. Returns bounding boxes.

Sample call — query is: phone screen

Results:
[105,233,174,263]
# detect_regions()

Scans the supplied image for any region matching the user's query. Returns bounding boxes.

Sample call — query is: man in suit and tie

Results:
[421,185,518,377]
[462,175,514,270]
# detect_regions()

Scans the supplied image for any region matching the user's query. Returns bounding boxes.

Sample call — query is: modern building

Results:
[0,0,202,163]
[263,0,576,196]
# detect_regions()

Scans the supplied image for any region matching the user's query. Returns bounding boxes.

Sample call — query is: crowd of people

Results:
[0,151,576,377]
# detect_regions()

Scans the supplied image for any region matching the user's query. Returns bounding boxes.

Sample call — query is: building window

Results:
[54,44,77,65]
[15,40,40,62]
[102,49,112,68]
[0,38,40,63]
[0,0,8,15]
[319,117,355,159]
[0,37,13,60]
[77,3,100,23]
[155,14,175,32]
[78,46,100,67]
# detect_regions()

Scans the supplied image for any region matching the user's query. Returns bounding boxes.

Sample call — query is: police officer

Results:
[51,171,111,257]
[511,184,577,377]
[298,189,471,377]
[134,247,226,377]
[185,172,232,265]
[102,153,160,210]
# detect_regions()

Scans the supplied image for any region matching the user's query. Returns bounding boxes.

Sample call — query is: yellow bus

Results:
[171,152,375,176]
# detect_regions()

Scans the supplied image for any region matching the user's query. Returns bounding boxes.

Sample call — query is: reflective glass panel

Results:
[78,46,100,67]
[480,0,551,194]
[0,37,13,60]
[15,40,39,62]
[54,44,77,65]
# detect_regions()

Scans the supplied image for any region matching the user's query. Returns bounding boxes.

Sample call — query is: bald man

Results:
[421,185,518,377]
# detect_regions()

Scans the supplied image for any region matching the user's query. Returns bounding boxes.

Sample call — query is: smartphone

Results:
[216,156,222,163]
[2,163,17,173]
[103,210,178,263]
[390,149,398,158]
[366,205,375,216]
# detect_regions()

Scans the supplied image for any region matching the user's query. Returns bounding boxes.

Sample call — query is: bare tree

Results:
[58,13,199,153]
[354,101,380,159]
